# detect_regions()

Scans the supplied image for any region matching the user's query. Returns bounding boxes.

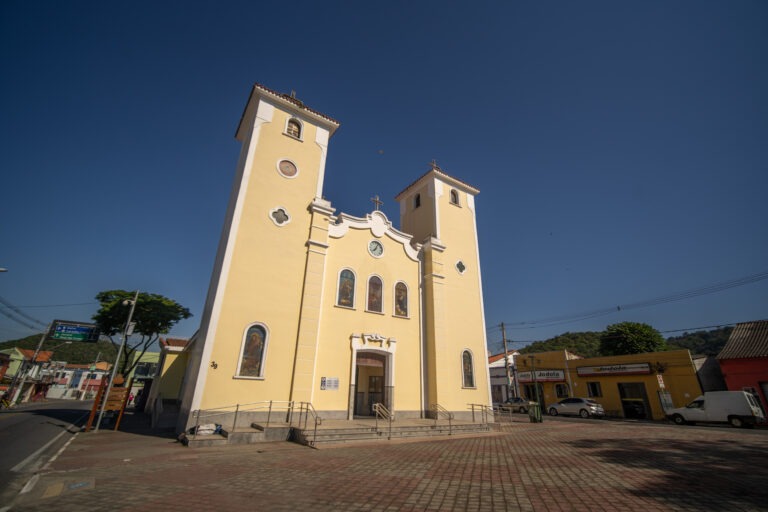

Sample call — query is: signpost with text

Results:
[48,320,100,343]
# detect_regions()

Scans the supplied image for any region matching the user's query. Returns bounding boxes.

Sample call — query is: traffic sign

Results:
[48,320,100,343]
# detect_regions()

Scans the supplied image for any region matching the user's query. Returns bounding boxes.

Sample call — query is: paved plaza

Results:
[4,413,768,511]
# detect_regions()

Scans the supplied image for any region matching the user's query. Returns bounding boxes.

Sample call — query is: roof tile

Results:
[717,320,768,359]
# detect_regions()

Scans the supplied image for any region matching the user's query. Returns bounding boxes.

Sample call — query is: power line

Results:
[0,296,47,328]
[0,306,40,330]
[502,270,768,330]
[7,301,98,309]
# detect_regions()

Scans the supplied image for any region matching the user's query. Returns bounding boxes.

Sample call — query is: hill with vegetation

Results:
[0,333,118,365]
[499,326,733,358]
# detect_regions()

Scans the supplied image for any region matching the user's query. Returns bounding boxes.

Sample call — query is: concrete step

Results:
[296,423,492,446]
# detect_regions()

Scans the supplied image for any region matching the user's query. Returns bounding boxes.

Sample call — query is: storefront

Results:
[515,350,703,420]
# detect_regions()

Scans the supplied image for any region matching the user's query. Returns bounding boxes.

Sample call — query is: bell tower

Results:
[180,84,340,419]
[396,162,492,416]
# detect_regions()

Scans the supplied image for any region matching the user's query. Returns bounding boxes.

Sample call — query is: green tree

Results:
[92,290,192,375]
[599,321,666,356]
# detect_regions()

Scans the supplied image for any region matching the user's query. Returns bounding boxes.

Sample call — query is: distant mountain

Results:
[489,326,733,358]
[519,331,603,358]
[0,333,118,365]
[665,326,733,356]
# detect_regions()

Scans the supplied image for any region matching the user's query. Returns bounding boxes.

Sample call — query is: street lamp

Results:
[95,290,139,432]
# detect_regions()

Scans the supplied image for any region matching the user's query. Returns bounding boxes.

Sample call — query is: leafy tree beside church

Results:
[599,321,666,356]
[92,290,191,376]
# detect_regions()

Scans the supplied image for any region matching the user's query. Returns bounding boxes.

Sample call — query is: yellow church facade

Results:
[177,83,491,431]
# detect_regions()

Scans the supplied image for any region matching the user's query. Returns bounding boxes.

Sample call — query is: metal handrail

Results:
[372,402,393,439]
[293,401,322,446]
[469,403,494,424]
[430,403,454,435]
[190,400,320,438]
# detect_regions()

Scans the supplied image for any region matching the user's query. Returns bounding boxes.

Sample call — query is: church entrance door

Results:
[352,352,391,417]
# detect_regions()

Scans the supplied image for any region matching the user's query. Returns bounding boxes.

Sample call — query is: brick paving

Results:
[5,414,768,511]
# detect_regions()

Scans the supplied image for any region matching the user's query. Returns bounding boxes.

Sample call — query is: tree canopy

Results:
[599,321,666,356]
[92,290,192,375]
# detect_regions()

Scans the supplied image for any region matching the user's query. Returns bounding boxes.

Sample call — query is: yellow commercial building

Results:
[176,84,491,431]
[517,349,702,420]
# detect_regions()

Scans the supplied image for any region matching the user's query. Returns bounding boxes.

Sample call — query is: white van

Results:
[667,391,765,428]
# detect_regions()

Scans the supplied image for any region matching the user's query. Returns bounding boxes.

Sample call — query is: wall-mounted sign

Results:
[320,377,339,391]
[518,370,565,383]
[576,363,651,377]
[48,320,100,343]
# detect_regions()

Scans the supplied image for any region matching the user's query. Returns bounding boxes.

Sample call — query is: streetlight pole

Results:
[95,290,138,432]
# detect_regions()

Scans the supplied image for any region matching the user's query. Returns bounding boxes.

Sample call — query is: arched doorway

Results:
[348,334,397,420]
[353,352,390,417]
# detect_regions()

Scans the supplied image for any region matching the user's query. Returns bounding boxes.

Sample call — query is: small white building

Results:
[488,351,520,404]
[45,361,111,400]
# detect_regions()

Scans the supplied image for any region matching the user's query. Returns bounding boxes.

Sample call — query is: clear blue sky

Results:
[1,1,766,353]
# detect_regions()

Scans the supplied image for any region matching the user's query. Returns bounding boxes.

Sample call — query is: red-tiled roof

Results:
[161,337,189,349]
[488,353,507,364]
[18,349,53,362]
[252,82,340,125]
[395,164,480,200]
[717,320,768,359]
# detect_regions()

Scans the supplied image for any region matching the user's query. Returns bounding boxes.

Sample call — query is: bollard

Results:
[529,402,542,423]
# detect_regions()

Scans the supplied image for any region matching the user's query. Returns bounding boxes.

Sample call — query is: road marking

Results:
[41,482,64,498]
[19,474,39,494]
[10,410,89,473]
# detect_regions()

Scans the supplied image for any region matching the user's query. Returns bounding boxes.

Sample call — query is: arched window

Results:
[337,269,355,308]
[367,276,383,313]
[414,193,421,209]
[237,324,268,378]
[450,189,460,205]
[286,118,302,139]
[462,350,475,388]
[394,281,408,317]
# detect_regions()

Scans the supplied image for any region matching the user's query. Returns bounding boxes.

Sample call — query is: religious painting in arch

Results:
[367,276,383,312]
[337,269,355,307]
[462,350,475,388]
[239,325,267,378]
[394,282,408,316]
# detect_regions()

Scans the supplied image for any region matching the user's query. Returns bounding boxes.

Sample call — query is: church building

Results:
[176,83,491,431]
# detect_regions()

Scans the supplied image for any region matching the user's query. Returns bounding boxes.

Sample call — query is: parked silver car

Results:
[548,398,605,418]
[499,397,537,414]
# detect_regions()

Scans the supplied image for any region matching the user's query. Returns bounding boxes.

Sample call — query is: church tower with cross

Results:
[176,84,491,431]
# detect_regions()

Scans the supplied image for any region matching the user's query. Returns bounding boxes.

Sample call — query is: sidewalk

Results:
[7,411,768,511]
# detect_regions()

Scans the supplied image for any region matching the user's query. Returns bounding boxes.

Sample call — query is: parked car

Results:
[548,398,605,418]
[666,391,765,428]
[499,397,536,414]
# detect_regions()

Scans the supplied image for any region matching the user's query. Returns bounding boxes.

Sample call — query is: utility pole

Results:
[12,323,51,404]
[501,323,513,400]
[95,290,138,432]
[529,354,543,423]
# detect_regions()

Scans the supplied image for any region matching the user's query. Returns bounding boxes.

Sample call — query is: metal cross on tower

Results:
[371,195,383,211]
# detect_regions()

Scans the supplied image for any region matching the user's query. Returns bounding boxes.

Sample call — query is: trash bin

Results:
[529,402,542,423]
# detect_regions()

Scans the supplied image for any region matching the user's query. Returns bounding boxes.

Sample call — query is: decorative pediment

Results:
[329,210,420,261]
[351,333,397,353]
